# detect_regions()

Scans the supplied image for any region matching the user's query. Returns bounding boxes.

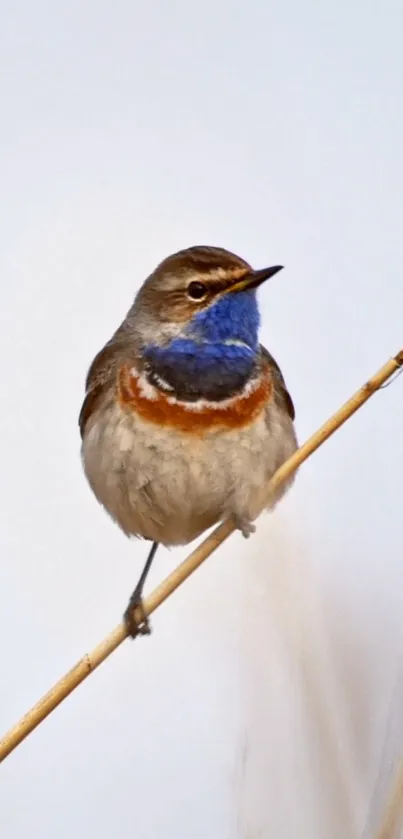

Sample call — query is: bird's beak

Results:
[229,264,284,293]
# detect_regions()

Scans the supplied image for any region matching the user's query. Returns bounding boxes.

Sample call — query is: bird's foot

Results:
[233,515,256,539]
[123,587,152,639]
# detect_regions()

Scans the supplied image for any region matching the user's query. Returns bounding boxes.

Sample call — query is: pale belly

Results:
[81,402,297,545]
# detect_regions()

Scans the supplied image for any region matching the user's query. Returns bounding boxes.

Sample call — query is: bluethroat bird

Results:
[79,246,297,637]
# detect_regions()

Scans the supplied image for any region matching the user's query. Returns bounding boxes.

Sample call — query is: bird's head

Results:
[130,245,283,350]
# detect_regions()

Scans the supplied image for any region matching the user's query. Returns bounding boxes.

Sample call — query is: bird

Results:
[79,245,298,637]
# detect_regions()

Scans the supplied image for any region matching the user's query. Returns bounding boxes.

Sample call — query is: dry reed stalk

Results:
[1,349,402,764]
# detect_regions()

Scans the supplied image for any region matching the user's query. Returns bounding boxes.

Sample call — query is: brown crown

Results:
[153,245,252,279]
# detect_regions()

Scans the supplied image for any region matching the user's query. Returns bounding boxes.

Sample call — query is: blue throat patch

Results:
[190,289,260,346]
[143,291,261,402]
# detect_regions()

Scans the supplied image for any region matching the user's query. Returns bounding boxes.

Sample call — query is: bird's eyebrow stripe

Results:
[208,266,250,281]
[186,266,250,293]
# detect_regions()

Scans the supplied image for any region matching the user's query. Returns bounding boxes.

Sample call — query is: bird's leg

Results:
[123,541,159,639]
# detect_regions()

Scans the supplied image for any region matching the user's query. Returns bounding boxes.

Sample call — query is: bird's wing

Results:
[79,340,127,438]
[260,345,295,421]
[79,382,106,439]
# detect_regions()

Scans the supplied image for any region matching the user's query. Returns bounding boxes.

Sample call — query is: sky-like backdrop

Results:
[1,3,403,837]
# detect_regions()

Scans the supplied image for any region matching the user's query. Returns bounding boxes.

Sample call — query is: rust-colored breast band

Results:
[117,366,272,434]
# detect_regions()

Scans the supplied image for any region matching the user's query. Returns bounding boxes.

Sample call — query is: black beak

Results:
[229,264,284,293]
[247,265,284,289]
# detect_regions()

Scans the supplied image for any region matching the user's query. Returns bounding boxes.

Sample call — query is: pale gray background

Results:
[1,2,403,837]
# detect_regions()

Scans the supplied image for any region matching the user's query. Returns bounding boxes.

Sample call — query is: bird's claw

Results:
[123,593,152,639]
[233,515,256,539]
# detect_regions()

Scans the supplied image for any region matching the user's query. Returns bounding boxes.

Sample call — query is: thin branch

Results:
[1,349,402,764]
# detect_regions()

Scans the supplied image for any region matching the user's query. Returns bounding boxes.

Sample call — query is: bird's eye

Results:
[187,281,207,300]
